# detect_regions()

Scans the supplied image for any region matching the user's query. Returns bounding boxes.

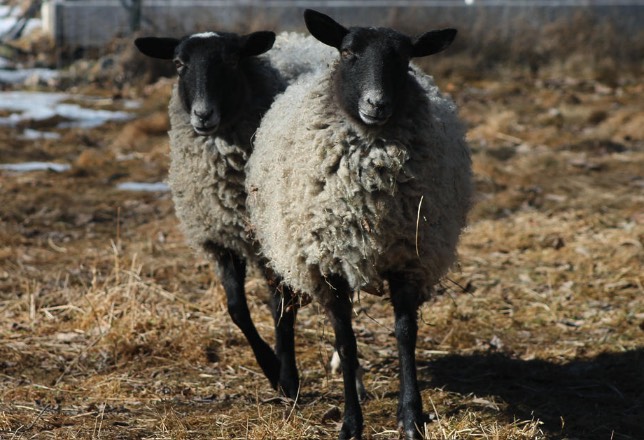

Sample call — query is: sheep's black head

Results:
[304,9,456,127]
[135,31,275,135]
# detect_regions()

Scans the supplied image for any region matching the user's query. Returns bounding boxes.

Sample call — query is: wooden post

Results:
[120,0,142,33]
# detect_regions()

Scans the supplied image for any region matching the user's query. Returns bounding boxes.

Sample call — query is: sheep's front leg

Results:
[389,276,423,440]
[270,284,300,399]
[326,277,363,440]
[208,244,281,391]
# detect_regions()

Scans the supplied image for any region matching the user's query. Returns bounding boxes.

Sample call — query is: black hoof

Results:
[397,406,424,439]
[278,376,300,400]
[339,425,362,440]
[338,415,363,440]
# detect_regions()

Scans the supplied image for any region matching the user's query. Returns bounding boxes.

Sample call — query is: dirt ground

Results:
[0,32,643,439]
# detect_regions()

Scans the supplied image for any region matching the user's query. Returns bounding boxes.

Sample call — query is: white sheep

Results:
[247,10,472,439]
[135,30,330,399]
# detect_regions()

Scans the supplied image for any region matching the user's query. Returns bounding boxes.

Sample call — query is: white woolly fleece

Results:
[266,32,336,84]
[165,33,336,263]
[246,66,473,304]
[167,85,258,259]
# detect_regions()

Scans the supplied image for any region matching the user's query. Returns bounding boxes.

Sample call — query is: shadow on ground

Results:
[424,348,643,440]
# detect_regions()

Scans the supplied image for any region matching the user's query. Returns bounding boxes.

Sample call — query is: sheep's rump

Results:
[247,67,472,302]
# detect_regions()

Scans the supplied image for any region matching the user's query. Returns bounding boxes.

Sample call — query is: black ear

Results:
[134,37,181,60]
[304,9,348,50]
[412,29,457,58]
[240,31,276,57]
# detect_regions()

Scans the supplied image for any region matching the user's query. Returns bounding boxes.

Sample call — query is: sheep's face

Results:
[335,28,412,126]
[304,9,457,127]
[135,31,275,136]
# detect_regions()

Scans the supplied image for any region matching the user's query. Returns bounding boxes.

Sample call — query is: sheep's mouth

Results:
[358,109,390,126]
[193,124,218,136]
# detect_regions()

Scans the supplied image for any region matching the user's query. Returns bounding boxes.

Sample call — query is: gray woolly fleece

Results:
[167,57,284,262]
[246,66,472,304]
[267,32,336,83]
[166,34,333,264]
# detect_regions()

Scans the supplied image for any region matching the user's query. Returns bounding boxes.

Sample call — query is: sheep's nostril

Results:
[359,93,393,125]
[193,108,213,122]
[366,96,390,112]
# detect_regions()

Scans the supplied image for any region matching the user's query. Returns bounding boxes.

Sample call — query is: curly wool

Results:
[266,32,336,84]
[247,66,472,303]
[166,35,335,263]
[168,85,256,259]
[167,57,284,262]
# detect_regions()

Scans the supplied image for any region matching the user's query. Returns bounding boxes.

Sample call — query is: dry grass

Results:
[1,22,643,440]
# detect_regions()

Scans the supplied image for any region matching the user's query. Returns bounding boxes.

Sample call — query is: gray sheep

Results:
[247,10,472,439]
[135,30,327,399]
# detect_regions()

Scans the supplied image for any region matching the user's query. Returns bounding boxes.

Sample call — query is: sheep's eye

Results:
[174,59,185,70]
[341,49,354,60]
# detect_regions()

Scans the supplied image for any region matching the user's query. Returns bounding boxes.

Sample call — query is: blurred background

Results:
[7,1,644,79]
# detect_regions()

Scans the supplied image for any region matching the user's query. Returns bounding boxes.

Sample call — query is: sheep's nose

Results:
[366,95,390,110]
[359,91,393,125]
[193,108,213,122]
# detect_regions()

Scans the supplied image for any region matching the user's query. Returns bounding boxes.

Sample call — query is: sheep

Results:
[134,30,309,398]
[246,10,472,439]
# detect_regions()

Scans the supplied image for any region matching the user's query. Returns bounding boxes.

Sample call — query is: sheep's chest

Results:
[310,133,412,288]
[167,127,254,256]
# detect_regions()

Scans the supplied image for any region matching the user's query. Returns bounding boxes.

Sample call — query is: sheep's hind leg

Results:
[389,276,424,440]
[326,276,363,440]
[269,284,300,399]
[207,243,281,391]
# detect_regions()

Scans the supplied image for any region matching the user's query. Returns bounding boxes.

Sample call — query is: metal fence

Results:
[41,0,643,47]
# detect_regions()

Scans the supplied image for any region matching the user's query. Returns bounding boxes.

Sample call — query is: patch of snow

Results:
[0,5,41,37]
[0,16,15,35]
[23,17,41,35]
[0,162,71,173]
[123,100,142,110]
[0,67,58,85]
[116,182,170,192]
[0,91,133,128]
[0,57,11,69]
[20,128,61,140]
[0,91,66,124]
[55,104,131,129]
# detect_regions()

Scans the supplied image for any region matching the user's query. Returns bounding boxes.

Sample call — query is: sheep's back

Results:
[267,32,336,84]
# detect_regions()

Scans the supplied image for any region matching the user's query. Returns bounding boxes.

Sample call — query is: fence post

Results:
[120,0,142,33]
